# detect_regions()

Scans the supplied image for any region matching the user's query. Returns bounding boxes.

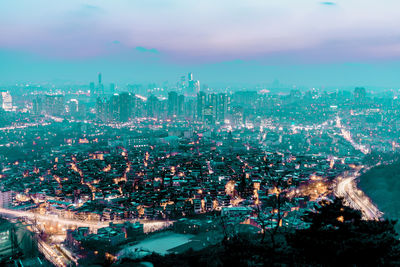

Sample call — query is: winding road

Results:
[334,115,382,220]
[334,168,383,220]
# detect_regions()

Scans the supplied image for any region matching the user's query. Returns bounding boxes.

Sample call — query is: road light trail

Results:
[334,168,383,220]
[336,116,370,154]
[0,208,108,229]
[332,115,382,219]
[0,207,173,233]
[0,207,173,266]
[38,239,67,267]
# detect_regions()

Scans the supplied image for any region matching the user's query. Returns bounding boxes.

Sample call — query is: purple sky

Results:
[1,0,400,86]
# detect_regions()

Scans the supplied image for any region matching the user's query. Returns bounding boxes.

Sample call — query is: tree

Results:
[287,198,400,266]
[254,162,292,248]
[215,212,246,244]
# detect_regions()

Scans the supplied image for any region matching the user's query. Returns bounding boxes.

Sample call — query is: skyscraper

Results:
[185,99,195,119]
[133,95,145,118]
[146,95,160,118]
[32,97,42,115]
[179,76,186,91]
[1,92,13,111]
[96,97,109,122]
[44,95,65,116]
[90,82,95,94]
[201,93,217,125]
[168,91,178,117]
[110,83,115,94]
[110,94,120,121]
[354,87,366,101]
[178,94,185,117]
[67,99,79,118]
[119,92,133,122]
[186,73,200,97]
[96,73,104,95]
[195,92,229,124]
[98,73,102,85]
[216,93,228,123]
[196,91,206,121]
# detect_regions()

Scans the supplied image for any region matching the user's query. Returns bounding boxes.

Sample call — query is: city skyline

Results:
[2,1,400,265]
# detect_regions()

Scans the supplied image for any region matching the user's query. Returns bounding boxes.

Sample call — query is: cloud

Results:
[2,0,400,64]
[81,4,104,12]
[69,4,105,17]
[135,46,159,54]
[320,2,336,6]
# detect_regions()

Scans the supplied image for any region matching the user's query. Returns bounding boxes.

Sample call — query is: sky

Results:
[1,0,400,88]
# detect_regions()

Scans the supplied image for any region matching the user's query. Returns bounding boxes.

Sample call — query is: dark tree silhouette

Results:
[287,198,400,266]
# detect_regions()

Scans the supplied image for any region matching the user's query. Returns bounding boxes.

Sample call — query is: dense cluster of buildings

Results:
[0,76,400,264]
[0,116,357,232]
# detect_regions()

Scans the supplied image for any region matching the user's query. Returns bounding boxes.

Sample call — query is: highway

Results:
[336,116,370,155]
[0,207,173,233]
[333,115,382,220]
[0,207,173,266]
[334,168,383,220]
[37,239,67,267]
[0,207,108,230]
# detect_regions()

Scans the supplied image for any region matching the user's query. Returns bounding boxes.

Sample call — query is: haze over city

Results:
[1,1,400,267]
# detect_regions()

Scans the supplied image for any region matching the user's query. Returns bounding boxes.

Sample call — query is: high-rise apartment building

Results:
[44,95,65,116]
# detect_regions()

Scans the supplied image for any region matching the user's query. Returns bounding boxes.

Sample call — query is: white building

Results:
[1,92,13,111]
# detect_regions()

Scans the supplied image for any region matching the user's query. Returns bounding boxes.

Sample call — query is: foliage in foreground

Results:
[115,199,400,267]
